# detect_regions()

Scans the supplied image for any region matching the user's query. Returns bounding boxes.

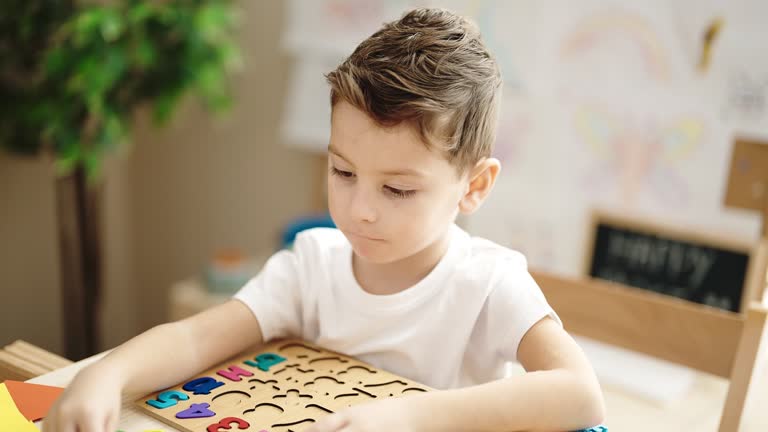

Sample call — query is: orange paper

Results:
[5,380,64,422]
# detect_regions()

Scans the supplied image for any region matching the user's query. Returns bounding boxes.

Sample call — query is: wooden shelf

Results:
[0,340,72,382]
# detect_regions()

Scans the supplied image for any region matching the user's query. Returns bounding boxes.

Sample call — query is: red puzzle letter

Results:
[217,365,254,382]
[207,417,250,432]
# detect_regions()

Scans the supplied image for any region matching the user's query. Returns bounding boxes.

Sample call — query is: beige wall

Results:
[0,154,63,354]
[0,2,317,355]
[127,1,316,334]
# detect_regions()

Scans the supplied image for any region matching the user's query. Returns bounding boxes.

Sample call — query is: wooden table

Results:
[27,351,768,431]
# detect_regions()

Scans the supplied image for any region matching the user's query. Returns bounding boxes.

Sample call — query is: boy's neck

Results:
[352,226,453,296]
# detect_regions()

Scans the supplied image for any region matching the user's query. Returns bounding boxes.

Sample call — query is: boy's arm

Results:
[411,317,605,432]
[84,299,263,396]
[309,317,605,432]
[45,299,264,431]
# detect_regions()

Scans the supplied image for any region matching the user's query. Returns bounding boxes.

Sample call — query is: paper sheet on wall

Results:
[280,0,766,404]
[670,0,768,138]
[279,0,545,152]
[280,55,342,152]
[469,0,762,403]
[282,0,415,57]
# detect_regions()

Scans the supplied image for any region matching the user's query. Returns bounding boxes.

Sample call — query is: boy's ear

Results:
[459,158,501,214]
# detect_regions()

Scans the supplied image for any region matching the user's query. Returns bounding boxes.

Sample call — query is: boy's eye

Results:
[331,167,355,178]
[384,185,416,199]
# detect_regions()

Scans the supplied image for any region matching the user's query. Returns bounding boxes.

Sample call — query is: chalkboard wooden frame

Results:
[583,211,767,314]
[724,137,768,237]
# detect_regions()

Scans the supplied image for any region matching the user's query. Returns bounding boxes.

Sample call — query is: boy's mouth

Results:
[347,231,386,242]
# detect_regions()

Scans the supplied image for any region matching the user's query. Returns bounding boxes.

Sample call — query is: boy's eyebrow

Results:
[327,144,352,164]
[328,144,425,177]
[378,167,425,177]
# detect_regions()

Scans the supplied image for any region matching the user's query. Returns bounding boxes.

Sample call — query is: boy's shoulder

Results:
[465,233,528,270]
[444,227,532,289]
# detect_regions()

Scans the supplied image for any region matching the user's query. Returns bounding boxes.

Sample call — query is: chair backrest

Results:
[531,271,768,432]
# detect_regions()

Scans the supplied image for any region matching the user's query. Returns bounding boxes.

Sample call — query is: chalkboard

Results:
[586,213,755,313]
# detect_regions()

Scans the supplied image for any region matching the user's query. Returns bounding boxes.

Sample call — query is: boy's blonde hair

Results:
[326,8,502,174]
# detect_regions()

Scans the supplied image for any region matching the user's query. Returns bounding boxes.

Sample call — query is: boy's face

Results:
[328,101,467,264]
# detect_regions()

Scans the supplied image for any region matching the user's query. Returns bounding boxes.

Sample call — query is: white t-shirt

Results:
[234,225,560,390]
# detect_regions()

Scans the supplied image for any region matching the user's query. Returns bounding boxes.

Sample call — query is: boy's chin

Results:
[351,246,400,265]
[352,249,388,264]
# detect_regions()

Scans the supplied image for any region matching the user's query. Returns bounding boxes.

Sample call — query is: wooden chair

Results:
[532,271,768,432]
[0,340,72,382]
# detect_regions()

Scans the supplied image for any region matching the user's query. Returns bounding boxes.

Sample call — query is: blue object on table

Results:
[574,426,607,432]
[281,213,336,249]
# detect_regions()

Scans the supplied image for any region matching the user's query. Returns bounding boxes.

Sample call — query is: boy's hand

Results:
[43,364,123,432]
[306,397,419,432]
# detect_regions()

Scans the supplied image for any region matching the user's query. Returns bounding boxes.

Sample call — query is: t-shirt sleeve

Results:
[233,248,303,342]
[488,255,562,362]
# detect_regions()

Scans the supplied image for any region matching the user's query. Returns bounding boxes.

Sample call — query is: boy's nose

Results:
[350,187,378,223]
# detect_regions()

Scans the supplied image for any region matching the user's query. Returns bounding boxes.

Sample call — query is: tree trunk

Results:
[55,164,101,360]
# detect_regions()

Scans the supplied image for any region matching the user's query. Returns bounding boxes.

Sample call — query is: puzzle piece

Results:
[245,353,286,371]
[137,340,605,432]
[183,378,225,395]
[176,403,216,419]
[206,417,249,432]
[146,390,189,409]
[217,365,254,382]
[137,340,431,432]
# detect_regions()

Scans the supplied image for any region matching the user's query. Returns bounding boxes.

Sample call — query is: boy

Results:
[46,8,605,432]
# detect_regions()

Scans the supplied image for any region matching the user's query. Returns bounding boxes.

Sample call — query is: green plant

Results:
[1,0,241,359]
[0,0,241,176]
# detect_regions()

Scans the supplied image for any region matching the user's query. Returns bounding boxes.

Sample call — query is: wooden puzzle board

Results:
[135,339,431,432]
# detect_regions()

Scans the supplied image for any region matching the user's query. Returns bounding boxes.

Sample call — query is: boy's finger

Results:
[52,416,72,432]
[54,418,74,432]
[39,413,53,431]
[105,411,118,432]
[78,414,104,432]
[40,417,52,432]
